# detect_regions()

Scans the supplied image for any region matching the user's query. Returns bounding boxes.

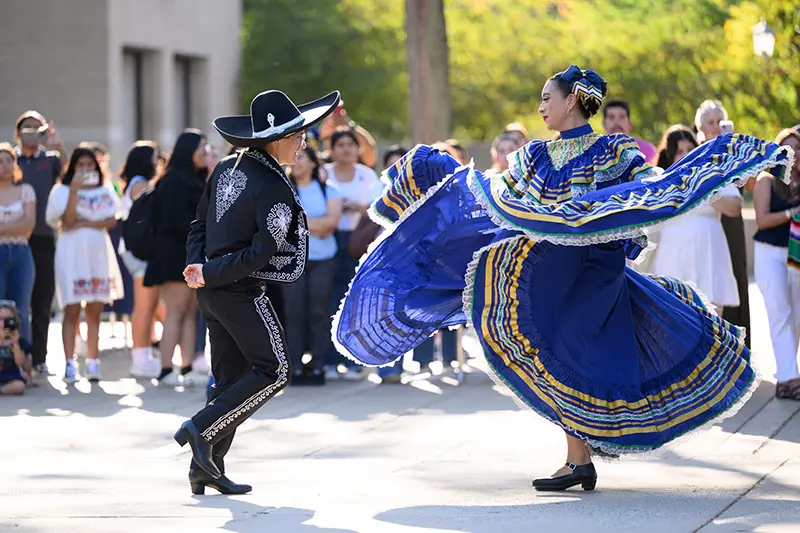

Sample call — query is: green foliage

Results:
[240,0,800,143]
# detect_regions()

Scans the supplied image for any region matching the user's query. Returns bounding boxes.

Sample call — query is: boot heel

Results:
[582,478,597,491]
[190,482,205,495]
[174,428,188,447]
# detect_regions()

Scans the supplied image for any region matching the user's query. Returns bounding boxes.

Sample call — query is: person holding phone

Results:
[45,147,123,383]
[14,110,64,376]
[0,300,33,395]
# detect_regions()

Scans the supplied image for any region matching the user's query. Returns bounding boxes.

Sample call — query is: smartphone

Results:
[719,120,734,136]
[82,170,100,186]
[2,316,18,331]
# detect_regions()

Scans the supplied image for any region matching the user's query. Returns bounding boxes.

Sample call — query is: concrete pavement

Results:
[2,284,799,533]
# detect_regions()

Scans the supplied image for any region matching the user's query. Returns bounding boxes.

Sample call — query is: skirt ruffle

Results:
[465,237,754,455]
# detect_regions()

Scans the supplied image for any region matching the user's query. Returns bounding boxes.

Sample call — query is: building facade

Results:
[0,0,242,164]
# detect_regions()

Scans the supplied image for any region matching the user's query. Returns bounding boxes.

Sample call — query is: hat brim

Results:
[213,91,341,148]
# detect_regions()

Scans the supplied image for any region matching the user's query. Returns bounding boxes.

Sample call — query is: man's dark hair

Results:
[603,99,630,119]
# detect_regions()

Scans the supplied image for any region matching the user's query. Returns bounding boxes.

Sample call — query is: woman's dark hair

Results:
[656,125,698,168]
[549,71,608,119]
[120,141,158,191]
[166,129,206,174]
[61,147,103,187]
[290,147,323,189]
[382,145,408,168]
[330,128,360,151]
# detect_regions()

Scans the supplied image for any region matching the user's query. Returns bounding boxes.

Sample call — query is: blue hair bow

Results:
[561,65,604,108]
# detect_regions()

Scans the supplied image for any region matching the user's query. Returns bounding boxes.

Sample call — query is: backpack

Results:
[122,185,157,260]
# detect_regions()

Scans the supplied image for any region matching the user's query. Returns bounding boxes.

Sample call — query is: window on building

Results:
[122,49,145,145]
[174,55,209,133]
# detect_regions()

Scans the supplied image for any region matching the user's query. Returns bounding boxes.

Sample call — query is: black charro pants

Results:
[192,279,292,447]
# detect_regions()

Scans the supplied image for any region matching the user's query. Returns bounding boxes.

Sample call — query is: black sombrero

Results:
[213,90,341,148]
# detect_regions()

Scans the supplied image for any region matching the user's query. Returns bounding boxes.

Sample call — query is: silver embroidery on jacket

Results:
[267,203,296,253]
[215,167,248,222]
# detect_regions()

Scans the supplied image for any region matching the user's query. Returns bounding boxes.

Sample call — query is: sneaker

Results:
[130,357,161,379]
[181,370,209,387]
[342,368,366,381]
[324,366,341,381]
[64,359,80,383]
[156,369,182,387]
[86,359,101,382]
[34,363,50,376]
[191,354,211,375]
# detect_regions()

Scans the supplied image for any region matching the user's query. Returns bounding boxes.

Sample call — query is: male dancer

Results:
[176,89,340,494]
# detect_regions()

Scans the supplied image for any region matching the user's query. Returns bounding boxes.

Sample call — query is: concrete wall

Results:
[0,0,110,147]
[0,0,241,166]
[106,0,242,161]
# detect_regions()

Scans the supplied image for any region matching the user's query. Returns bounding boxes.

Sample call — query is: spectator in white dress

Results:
[646,125,742,312]
[46,147,124,383]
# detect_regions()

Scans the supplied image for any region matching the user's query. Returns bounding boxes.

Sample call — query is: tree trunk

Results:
[405,0,451,144]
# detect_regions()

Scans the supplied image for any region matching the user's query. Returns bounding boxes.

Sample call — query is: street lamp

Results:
[752,18,775,58]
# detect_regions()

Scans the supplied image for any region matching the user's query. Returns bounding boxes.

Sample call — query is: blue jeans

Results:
[414,329,460,365]
[0,243,35,341]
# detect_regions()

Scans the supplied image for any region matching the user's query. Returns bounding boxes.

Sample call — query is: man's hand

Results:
[45,121,62,150]
[183,263,206,289]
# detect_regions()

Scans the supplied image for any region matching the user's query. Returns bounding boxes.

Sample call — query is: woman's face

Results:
[673,139,695,163]
[75,155,97,175]
[0,151,15,181]
[204,144,218,170]
[331,135,359,165]
[193,140,209,170]
[538,79,575,132]
[292,150,314,178]
[699,109,724,141]
[492,140,517,171]
[384,154,402,169]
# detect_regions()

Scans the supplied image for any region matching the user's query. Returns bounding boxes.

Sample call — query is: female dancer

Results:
[333,66,794,491]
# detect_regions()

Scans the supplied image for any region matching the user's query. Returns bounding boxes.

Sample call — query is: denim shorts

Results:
[121,250,148,279]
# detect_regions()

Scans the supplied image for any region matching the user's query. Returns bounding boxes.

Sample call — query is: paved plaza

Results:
[2,284,799,533]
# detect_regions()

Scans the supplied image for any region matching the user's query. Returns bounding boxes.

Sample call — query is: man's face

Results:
[17,117,45,148]
[603,106,632,135]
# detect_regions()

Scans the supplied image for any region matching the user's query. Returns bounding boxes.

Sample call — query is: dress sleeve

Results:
[201,183,293,289]
[21,184,36,204]
[498,140,546,199]
[186,175,212,266]
[45,185,68,229]
[593,134,656,188]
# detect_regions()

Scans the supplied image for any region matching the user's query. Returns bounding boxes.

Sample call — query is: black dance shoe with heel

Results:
[189,469,252,495]
[532,462,597,492]
[174,420,221,479]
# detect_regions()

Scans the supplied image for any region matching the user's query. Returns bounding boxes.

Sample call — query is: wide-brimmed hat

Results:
[213,90,341,148]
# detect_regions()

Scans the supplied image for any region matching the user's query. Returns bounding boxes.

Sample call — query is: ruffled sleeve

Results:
[45,184,69,229]
[593,134,657,188]
[20,183,36,204]
[370,144,460,227]
[498,140,546,199]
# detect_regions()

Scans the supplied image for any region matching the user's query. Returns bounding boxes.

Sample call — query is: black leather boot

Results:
[188,431,251,495]
[532,462,597,491]
[174,420,221,479]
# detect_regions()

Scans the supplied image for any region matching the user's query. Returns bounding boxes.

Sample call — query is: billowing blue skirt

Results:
[333,136,792,455]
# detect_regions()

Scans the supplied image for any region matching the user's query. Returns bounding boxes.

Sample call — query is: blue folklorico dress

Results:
[332,124,794,456]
